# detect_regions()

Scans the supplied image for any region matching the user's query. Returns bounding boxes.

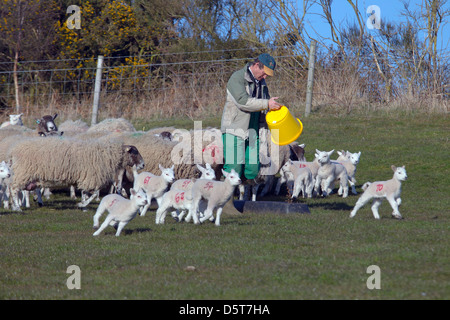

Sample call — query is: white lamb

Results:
[186,169,242,226]
[1,114,23,128]
[314,149,349,198]
[350,165,407,220]
[132,164,175,218]
[0,161,11,207]
[93,188,148,237]
[275,157,320,196]
[155,189,193,225]
[333,150,361,195]
[281,160,314,198]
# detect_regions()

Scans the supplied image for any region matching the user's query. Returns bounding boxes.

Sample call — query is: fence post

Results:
[91,55,104,126]
[305,40,316,117]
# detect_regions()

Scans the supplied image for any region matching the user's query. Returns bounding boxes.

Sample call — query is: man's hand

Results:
[268,97,282,111]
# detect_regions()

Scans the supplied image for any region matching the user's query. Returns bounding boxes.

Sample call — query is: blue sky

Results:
[301,0,449,52]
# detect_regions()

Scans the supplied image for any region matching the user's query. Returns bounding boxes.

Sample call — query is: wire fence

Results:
[0,50,448,119]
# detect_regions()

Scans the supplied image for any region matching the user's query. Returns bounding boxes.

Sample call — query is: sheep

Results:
[350,165,407,220]
[332,150,361,195]
[275,156,320,196]
[93,188,149,237]
[314,149,349,198]
[1,113,23,128]
[281,160,314,198]
[155,189,194,225]
[132,164,175,219]
[169,163,216,221]
[7,136,145,211]
[186,169,242,226]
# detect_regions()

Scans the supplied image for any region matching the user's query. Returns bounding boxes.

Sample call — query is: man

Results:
[221,53,281,182]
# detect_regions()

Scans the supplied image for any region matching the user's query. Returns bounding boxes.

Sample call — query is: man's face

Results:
[251,64,269,81]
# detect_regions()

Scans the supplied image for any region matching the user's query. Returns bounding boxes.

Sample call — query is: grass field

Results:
[0,112,448,300]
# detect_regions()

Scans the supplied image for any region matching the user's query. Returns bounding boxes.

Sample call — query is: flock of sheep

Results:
[0,113,407,236]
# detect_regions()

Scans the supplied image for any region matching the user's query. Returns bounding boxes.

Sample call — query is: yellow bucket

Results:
[266,106,303,145]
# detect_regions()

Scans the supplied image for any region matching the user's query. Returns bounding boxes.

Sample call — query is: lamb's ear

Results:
[299,143,305,148]
[328,149,335,155]
[402,165,405,168]
[53,113,58,120]
[221,169,228,177]
[196,164,205,172]
[358,151,361,156]
[171,165,174,170]
[206,163,211,169]
[130,188,136,196]
[315,149,320,154]
[337,151,343,156]
[391,165,397,172]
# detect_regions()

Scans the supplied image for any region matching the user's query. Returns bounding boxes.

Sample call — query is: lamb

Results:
[7,136,145,210]
[1,113,23,128]
[186,169,242,226]
[275,156,320,196]
[350,165,407,220]
[155,189,194,225]
[281,160,314,198]
[331,150,361,195]
[132,164,175,219]
[314,149,349,198]
[93,188,149,237]
[0,161,11,207]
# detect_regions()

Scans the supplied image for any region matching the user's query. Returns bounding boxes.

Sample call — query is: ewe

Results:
[350,165,407,220]
[93,188,148,237]
[0,114,23,128]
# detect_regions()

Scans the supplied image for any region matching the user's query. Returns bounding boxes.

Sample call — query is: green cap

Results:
[258,53,276,76]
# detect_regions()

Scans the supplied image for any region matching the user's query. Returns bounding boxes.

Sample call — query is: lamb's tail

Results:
[362,182,371,191]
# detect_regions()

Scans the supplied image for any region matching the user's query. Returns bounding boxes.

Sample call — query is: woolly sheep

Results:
[132,164,175,219]
[186,169,242,226]
[93,188,149,237]
[281,160,314,198]
[350,165,407,219]
[57,119,89,137]
[1,113,23,128]
[314,149,349,198]
[333,150,361,195]
[8,136,145,210]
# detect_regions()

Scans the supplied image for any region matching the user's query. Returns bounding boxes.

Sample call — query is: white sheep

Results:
[314,149,349,198]
[281,160,314,198]
[350,165,407,220]
[275,156,320,196]
[7,136,145,210]
[186,169,242,226]
[0,114,23,128]
[93,188,149,237]
[333,150,361,195]
[155,189,194,225]
[132,164,175,219]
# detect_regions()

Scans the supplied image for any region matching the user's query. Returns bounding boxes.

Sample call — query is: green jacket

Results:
[220,63,270,139]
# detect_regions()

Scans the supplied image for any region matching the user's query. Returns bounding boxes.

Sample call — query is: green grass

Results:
[0,113,448,300]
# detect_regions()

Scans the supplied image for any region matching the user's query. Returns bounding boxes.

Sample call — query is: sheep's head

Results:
[316,149,334,165]
[159,164,175,183]
[0,161,11,179]
[36,113,58,132]
[222,169,242,186]
[9,113,23,126]
[130,188,148,207]
[124,145,145,170]
[197,163,216,180]
[392,165,407,181]
[347,151,361,165]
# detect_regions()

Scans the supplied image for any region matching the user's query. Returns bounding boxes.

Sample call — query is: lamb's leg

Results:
[93,204,107,228]
[350,192,372,218]
[77,190,99,208]
[215,207,223,226]
[314,176,322,196]
[350,178,357,194]
[140,203,150,217]
[115,221,128,237]
[321,177,334,197]
[238,184,245,200]
[11,188,22,212]
[93,215,114,236]
[387,196,402,219]
[70,185,77,199]
[371,199,383,219]
[200,206,214,223]
[251,184,259,201]
[292,181,301,198]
